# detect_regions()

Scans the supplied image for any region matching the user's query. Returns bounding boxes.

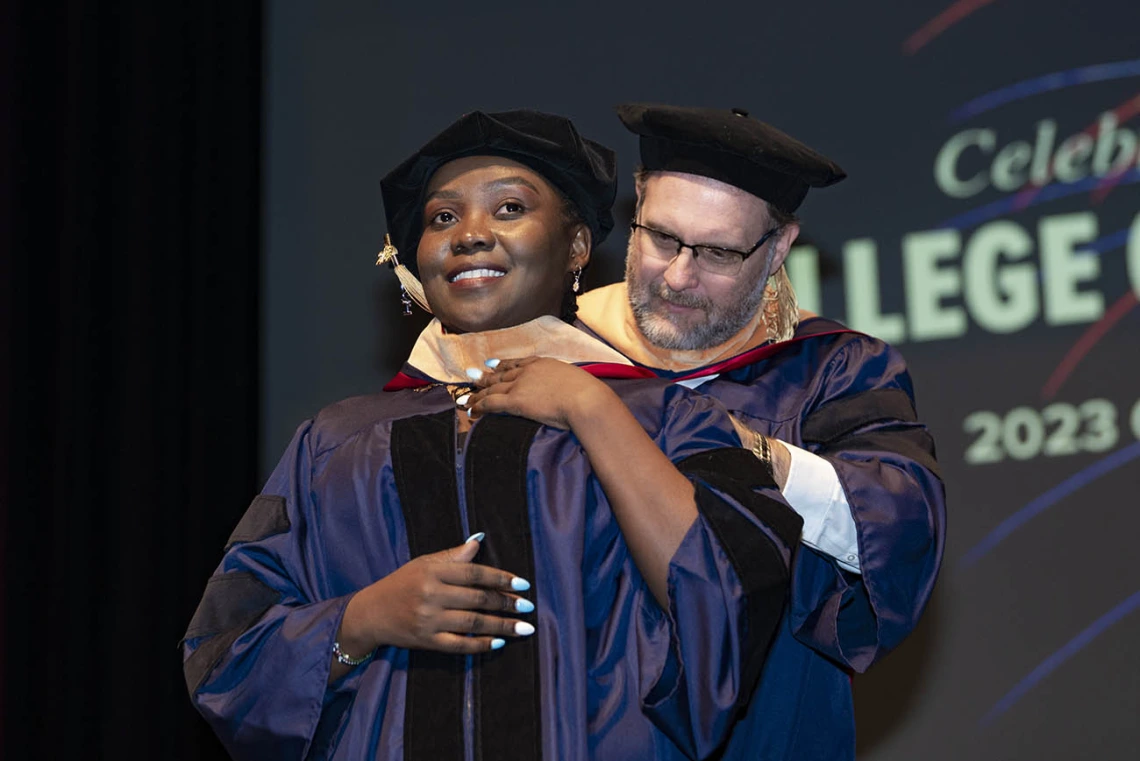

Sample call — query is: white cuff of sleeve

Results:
[781,442,862,574]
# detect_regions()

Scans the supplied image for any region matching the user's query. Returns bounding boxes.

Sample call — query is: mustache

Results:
[651,282,710,311]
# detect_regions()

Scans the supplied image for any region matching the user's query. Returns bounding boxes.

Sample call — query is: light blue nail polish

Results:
[515,621,535,636]
[454,393,471,407]
[465,367,483,380]
[490,638,506,650]
[515,598,535,613]
[484,358,501,369]
[511,577,531,592]
[465,532,485,544]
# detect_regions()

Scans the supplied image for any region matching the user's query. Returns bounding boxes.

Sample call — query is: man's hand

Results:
[728,413,791,490]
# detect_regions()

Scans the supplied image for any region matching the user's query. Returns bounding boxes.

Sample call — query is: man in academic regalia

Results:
[571,104,948,760]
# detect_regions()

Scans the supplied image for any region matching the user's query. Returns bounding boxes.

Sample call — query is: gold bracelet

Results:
[750,431,774,477]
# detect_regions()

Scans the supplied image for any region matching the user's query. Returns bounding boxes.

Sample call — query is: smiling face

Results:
[626,171,800,350]
[416,156,590,334]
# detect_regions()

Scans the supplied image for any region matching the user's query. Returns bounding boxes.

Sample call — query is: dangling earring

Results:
[399,284,413,316]
[572,267,582,294]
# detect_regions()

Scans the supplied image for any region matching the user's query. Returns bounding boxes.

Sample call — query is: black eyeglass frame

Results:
[629,221,780,273]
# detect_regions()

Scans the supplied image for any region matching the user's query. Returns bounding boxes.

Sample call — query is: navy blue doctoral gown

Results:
[600,317,947,761]
[183,377,803,760]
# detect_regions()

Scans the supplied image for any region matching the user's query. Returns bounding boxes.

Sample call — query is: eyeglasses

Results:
[630,222,779,277]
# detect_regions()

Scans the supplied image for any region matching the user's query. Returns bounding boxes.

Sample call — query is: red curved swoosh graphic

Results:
[903,0,999,56]
[1041,291,1139,400]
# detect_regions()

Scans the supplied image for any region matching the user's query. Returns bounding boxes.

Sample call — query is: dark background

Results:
[4,3,261,758]
[5,1,1139,759]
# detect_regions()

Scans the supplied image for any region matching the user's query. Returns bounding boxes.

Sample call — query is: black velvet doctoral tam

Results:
[380,110,617,273]
[617,103,846,214]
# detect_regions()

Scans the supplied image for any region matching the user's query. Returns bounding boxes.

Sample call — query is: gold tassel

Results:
[763,265,799,343]
[375,234,432,314]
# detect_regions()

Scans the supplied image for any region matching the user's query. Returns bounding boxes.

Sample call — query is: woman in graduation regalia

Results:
[182,110,801,761]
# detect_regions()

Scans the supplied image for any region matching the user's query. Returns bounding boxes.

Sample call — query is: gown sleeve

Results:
[788,335,946,672]
[631,385,805,759]
[181,422,365,760]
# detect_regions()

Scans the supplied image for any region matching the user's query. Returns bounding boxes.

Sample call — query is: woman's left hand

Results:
[466,357,614,430]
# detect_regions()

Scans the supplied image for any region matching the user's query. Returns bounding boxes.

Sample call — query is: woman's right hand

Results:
[336,535,535,658]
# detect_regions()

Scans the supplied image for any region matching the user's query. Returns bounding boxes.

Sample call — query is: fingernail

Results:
[465,532,485,544]
[515,621,535,636]
[454,393,471,407]
[515,598,535,613]
[510,577,531,592]
[490,638,506,650]
[465,367,483,380]
[466,407,474,418]
[484,358,501,369]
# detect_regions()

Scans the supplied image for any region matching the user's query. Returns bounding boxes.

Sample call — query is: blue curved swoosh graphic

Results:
[959,440,1140,570]
[981,589,1140,726]
[1081,227,1132,255]
[936,169,1140,230]
[951,59,1140,123]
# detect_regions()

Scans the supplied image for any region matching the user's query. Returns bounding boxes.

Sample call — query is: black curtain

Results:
[3,3,262,758]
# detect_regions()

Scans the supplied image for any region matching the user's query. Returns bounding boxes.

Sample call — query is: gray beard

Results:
[628,272,767,351]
